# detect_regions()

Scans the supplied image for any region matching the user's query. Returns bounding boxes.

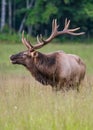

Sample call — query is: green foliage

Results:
[42,3,58,23]
[0,0,93,38]
[0,24,16,34]
[16,8,28,16]
[1,24,11,33]
[0,33,21,43]
[84,3,93,18]
[26,1,58,25]
[25,0,93,37]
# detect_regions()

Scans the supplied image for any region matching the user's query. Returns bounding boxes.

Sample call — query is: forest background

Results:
[0,0,93,41]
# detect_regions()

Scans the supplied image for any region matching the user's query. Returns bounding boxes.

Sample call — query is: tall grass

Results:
[0,74,93,130]
[0,42,93,130]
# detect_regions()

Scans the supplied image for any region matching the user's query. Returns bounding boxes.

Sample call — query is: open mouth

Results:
[10,55,17,64]
[10,59,17,64]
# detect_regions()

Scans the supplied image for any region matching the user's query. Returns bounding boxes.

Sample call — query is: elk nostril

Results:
[10,55,15,60]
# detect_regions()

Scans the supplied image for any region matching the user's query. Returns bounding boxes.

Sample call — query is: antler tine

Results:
[52,19,58,31]
[37,35,40,44]
[31,18,85,50]
[51,19,56,37]
[66,31,85,36]
[46,19,59,40]
[64,19,70,30]
[68,27,80,32]
[22,31,27,46]
[65,18,67,25]
[52,19,55,33]
[51,19,59,38]
[22,31,33,49]
[36,19,59,45]
[40,34,43,41]
[37,34,44,44]
[37,34,45,45]
[22,30,24,37]
[68,27,85,35]
[58,18,85,36]
[54,19,59,30]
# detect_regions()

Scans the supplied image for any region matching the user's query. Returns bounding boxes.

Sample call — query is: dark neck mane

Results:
[26,52,58,86]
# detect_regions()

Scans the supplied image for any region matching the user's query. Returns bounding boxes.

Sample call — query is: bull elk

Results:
[10,19,86,91]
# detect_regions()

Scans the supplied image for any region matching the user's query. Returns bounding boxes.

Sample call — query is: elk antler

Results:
[22,19,85,50]
[22,31,34,50]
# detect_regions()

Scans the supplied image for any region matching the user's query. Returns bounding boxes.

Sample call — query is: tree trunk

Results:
[1,0,6,31]
[26,0,33,35]
[18,0,34,34]
[18,15,26,34]
[12,0,16,31]
[8,0,12,33]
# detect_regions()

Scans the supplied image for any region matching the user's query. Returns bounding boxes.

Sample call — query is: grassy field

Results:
[0,41,93,130]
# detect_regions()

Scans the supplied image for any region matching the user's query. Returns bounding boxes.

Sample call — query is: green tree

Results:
[25,0,93,37]
[0,0,93,38]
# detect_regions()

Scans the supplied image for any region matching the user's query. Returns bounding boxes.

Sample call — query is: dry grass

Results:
[0,74,93,130]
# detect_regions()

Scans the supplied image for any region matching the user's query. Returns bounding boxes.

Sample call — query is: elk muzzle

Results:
[10,52,25,64]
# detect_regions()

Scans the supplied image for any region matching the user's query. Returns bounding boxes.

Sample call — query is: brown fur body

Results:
[10,50,86,91]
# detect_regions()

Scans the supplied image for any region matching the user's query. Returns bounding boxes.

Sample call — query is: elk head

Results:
[10,18,84,67]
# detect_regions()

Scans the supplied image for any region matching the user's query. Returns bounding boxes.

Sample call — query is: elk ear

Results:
[31,51,38,58]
